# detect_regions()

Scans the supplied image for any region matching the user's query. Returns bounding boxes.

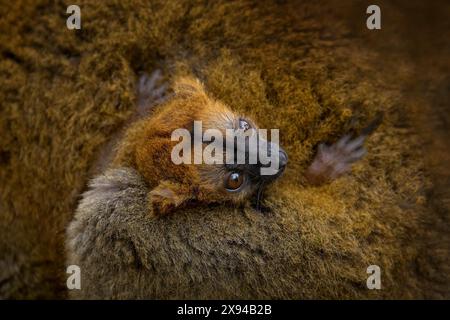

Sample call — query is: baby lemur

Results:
[96,70,379,216]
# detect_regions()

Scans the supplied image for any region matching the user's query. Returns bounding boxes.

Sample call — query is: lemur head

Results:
[114,76,287,215]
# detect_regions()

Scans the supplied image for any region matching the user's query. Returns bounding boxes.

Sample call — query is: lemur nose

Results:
[279,149,288,170]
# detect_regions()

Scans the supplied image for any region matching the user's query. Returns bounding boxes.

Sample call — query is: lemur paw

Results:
[137,70,169,116]
[305,134,367,186]
[148,189,176,216]
[148,181,190,216]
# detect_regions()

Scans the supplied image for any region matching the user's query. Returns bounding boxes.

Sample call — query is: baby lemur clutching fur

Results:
[95,70,379,216]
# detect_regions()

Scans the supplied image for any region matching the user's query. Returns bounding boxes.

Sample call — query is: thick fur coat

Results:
[66,167,397,299]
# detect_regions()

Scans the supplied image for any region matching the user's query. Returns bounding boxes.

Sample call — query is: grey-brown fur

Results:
[66,167,357,299]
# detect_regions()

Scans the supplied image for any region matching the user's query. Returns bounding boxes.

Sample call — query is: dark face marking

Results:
[221,117,288,210]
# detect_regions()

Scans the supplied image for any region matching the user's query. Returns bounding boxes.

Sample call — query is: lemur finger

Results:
[336,134,351,149]
[152,83,168,99]
[138,69,162,94]
[145,69,162,90]
[343,135,366,153]
[346,147,367,162]
[138,72,148,89]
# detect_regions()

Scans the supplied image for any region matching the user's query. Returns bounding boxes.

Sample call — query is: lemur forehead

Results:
[201,102,238,131]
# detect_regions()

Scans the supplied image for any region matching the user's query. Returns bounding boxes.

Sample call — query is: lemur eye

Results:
[239,119,250,131]
[225,172,244,191]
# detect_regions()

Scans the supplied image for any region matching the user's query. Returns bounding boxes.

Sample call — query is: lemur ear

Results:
[148,180,191,216]
[173,76,205,98]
